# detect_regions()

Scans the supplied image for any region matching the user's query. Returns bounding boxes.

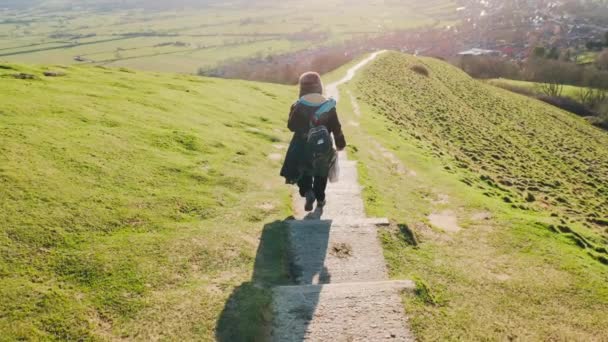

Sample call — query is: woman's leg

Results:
[297,176,313,197]
[313,176,328,203]
[298,175,316,211]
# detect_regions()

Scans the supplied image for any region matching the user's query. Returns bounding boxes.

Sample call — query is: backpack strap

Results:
[315,98,336,116]
[297,97,337,128]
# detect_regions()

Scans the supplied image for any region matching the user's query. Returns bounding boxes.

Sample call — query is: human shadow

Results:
[215,213,332,341]
[304,205,324,220]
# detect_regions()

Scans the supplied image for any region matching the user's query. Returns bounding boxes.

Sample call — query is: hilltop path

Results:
[271,52,415,341]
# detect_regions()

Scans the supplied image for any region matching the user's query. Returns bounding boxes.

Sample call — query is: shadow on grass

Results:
[216,214,332,341]
[398,223,419,247]
[215,219,291,341]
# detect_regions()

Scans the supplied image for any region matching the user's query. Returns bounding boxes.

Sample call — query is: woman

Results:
[280,71,346,212]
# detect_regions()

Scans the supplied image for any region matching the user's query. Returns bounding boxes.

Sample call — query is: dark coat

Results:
[280,95,346,184]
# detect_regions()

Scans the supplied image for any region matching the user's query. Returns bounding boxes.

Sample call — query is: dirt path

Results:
[271,51,415,341]
[325,51,385,102]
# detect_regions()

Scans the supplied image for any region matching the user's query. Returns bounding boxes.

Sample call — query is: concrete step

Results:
[272,280,415,342]
[287,217,390,228]
[318,193,366,218]
[291,154,367,220]
[286,219,389,284]
[293,192,368,220]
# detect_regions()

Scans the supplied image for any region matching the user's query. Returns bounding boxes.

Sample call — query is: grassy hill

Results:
[335,52,608,340]
[3,52,608,341]
[0,63,295,340]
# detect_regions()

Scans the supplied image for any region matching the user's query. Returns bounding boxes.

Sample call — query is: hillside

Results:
[0,64,294,340]
[336,52,608,340]
[2,52,608,341]
[360,53,608,237]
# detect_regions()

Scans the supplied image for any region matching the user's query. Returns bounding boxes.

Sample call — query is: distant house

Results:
[457,48,501,56]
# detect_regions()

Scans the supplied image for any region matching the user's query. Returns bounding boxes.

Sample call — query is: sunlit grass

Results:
[0,62,295,340]
[336,52,608,340]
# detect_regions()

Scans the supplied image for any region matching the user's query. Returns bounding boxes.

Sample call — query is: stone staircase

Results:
[271,152,415,341]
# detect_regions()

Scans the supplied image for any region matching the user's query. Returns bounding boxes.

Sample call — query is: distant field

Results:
[487,78,589,99]
[577,51,599,65]
[0,0,458,73]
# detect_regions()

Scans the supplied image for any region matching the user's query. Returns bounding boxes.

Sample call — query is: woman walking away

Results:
[280,71,346,212]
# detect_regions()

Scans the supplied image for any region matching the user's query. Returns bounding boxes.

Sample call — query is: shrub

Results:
[596,49,608,70]
[458,56,521,79]
[536,95,595,117]
[536,82,563,97]
[575,87,608,108]
[581,66,608,89]
[524,59,583,86]
[591,103,608,130]
[410,64,429,77]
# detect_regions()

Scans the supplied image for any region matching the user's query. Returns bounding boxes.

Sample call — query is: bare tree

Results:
[537,82,564,97]
[575,87,608,109]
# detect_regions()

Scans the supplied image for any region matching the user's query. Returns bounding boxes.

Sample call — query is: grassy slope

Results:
[0,64,295,340]
[336,52,608,340]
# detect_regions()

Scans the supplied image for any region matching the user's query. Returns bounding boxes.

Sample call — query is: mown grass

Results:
[335,52,608,340]
[0,63,296,340]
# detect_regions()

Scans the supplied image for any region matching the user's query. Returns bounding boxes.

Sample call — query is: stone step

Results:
[293,194,367,220]
[286,219,389,284]
[272,280,415,342]
[288,217,390,228]
[318,194,366,218]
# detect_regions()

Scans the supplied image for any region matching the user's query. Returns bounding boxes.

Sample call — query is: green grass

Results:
[0,63,297,340]
[577,51,598,65]
[334,52,608,340]
[0,0,457,73]
[487,78,591,100]
[4,49,608,341]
